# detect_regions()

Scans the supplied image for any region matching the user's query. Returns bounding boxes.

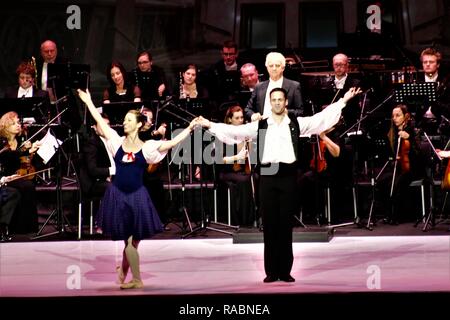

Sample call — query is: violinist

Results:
[218,105,256,227]
[0,111,41,235]
[0,174,20,241]
[3,61,50,123]
[138,107,170,231]
[377,104,424,225]
[297,121,352,225]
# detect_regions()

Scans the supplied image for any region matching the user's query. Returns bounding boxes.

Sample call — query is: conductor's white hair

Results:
[265,52,286,67]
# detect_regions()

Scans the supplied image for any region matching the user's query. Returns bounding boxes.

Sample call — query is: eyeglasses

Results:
[333,63,348,68]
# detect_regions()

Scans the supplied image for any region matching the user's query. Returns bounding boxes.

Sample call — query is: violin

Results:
[232,141,251,174]
[232,158,251,174]
[16,127,36,180]
[310,138,327,173]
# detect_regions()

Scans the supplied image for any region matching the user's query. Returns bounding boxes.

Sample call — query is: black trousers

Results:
[0,186,21,226]
[259,163,297,278]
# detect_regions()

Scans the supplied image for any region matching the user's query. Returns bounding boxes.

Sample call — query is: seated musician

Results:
[79,113,116,232]
[103,61,141,104]
[217,105,256,227]
[297,119,352,225]
[375,104,425,225]
[173,63,212,180]
[329,53,361,130]
[0,111,41,235]
[240,63,260,92]
[208,40,244,106]
[0,174,21,242]
[133,50,168,101]
[417,48,450,133]
[138,107,170,230]
[3,61,49,122]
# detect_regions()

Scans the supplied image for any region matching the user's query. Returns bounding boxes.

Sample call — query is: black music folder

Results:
[0,97,49,123]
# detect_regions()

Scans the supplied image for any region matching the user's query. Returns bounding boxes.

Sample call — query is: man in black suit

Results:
[245,52,303,122]
[35,40,68,102]
[329,53,361,130]
[3,61,49,122]
[209,40,245,106]
[418,47,450,133]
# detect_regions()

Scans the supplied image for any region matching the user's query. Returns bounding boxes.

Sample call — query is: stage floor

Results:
[1,236,450,297]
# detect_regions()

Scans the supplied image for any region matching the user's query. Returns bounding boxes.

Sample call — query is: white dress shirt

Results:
[41,62,48,90]
[18,86,33,98]
[425,73,438,83]
[209,98,346,164]
[334,74,347,89]
[263,77,284,118]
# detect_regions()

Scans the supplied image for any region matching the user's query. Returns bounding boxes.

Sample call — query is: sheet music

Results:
[36,129,62,164]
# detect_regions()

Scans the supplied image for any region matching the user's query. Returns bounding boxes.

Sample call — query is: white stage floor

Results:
[1,236,450,298]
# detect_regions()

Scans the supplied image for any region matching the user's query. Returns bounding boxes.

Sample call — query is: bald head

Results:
[332,53,349,79]
[40,40,57,63]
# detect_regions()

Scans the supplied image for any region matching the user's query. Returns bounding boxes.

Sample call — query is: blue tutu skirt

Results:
[98,184,163,240]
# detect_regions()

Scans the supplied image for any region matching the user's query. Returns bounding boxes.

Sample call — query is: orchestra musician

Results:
[133,50,168,101]
[328,53,361,130]
[4,61,49,99]
[240,63,260,92]
[418,48,450,134]
[138,107,170,231]
[35,40,67,102]
[218,105,256,227]
[376,104,425,225]
[3,61,50,123]
[208,40,244,106]
[103,61,141,104]
[297,116,352,225]
[0,111,41,235]
[173,64,212,180]
[79,112,116,233]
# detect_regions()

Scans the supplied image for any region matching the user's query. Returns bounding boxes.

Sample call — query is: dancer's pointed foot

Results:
[116,266,126,284]
[120,279,144,289]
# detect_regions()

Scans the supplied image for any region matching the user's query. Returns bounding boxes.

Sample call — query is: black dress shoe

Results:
[0,224,11,242]
[263,275,278,283]
[0,232,12,242]
[279,275,295,282]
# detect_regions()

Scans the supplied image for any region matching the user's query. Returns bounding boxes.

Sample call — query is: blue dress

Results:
[99,140,164,240]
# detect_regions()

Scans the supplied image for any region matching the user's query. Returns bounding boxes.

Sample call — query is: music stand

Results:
[101,101,145,126]
[158,101,237,237]
[32,108,74,240]
[415,132,443,231]
[0,97,49,123]
[394,82,437,103]
[47,63,90,91]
